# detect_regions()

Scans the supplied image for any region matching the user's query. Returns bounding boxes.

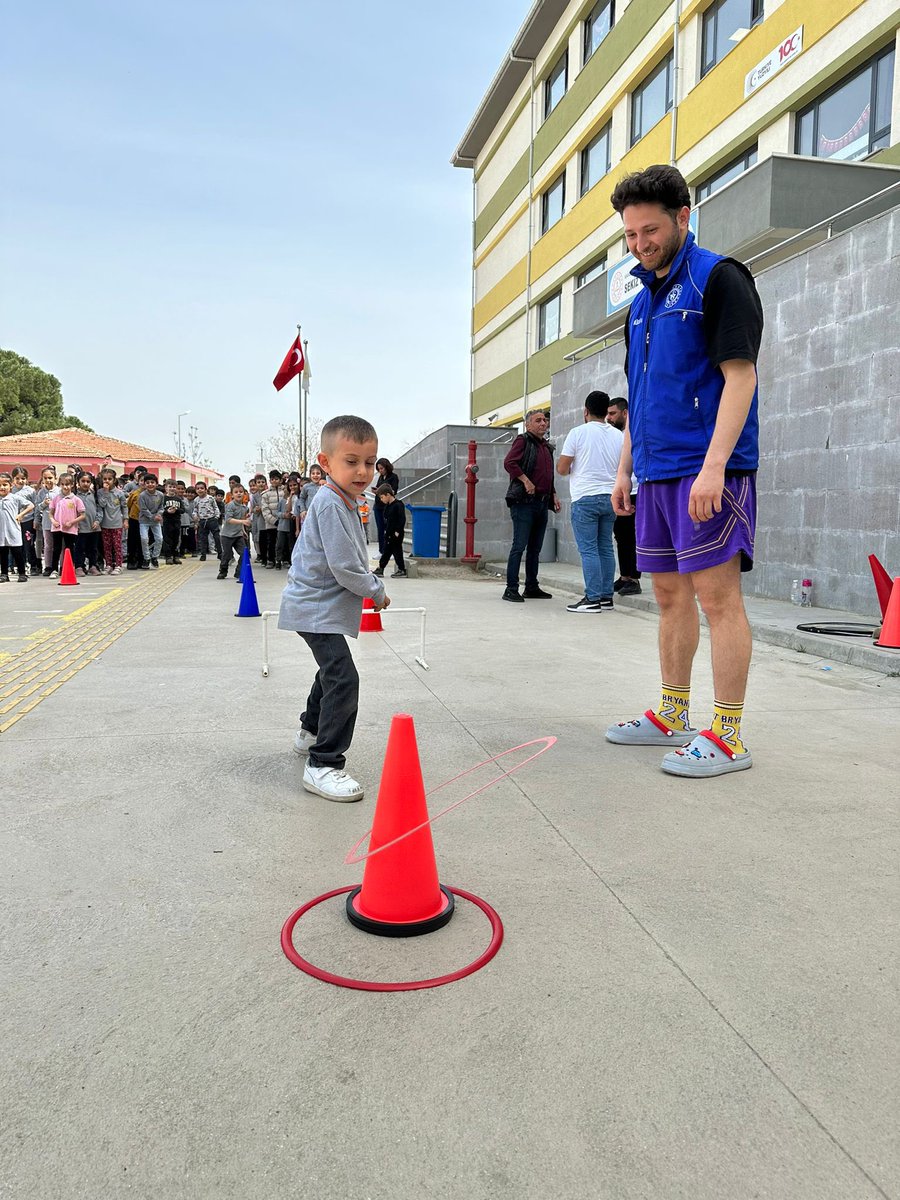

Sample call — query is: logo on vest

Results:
[664,284,683,309]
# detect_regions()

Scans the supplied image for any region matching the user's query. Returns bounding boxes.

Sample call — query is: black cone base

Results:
[346,885,455,938]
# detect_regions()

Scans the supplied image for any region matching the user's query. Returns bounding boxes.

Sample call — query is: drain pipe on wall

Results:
[670,0,682,165]
[511,51,536,412]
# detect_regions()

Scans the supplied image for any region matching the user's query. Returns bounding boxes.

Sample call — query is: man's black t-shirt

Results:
[623,259,763,374]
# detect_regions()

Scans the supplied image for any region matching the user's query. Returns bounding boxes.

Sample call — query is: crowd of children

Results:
[0,460,408,585]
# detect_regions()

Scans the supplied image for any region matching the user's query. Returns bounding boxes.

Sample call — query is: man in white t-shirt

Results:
[556,391,624,613]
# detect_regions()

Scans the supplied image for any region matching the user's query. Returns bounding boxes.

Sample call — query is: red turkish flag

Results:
[273,335,305,391]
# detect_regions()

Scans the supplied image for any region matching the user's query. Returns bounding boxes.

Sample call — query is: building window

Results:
[583,0,614,66]
[701,0,764,77]
[630,54,673,146]
[541,173,566,235]
[576,257,607,288]
[538,292,562,348]
[796,47,895,162]
[544,51,568,119]
[580,123,611,196]
[696,146,758,201]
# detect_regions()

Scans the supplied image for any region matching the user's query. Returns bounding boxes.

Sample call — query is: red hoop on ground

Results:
[344,736,557,867]
[280,885,504,991]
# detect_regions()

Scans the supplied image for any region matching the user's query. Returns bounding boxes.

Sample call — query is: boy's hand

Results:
[373,594,391,612]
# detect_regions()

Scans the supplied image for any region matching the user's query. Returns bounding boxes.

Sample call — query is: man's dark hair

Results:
[375,484,396,499]
[268,469,283,481]
[610,164,690,217]
[609,397,628,412]
[584,391,610,419]
[322,415,378,451]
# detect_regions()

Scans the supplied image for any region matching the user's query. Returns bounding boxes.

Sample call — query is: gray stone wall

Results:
[549,205,900,616]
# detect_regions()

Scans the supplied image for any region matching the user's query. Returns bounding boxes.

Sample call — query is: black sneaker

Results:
[17,574,28,583]
[566,596,602,613]
[617,580,642,596]
[199,554,206,561]
[42,568,52,577]
[502,587,524,603]
[265,563,275,570]
[165,557,174,565]
[372,568,384,577]
[150,559,159,569]
[217,571,227,579]
[613,578,625,592]
[391,570,407,578]
[139,562,150,570]
[0,574,9,583]
[598,597,614,611]
[523,586,552,599]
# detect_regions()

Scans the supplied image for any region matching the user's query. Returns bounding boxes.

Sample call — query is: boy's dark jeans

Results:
[298,632,359,770]
[162,515,181,558]
[197,518,221,557]
[379,533,405,573]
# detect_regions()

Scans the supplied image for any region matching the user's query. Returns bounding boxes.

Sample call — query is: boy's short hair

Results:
[375,484,395,499]
[268,469,283,481]
[143,473,158,484]
[321,415,377,452]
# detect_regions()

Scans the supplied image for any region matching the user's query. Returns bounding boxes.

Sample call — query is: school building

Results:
[453,0,900,427]
[0,428,223,485]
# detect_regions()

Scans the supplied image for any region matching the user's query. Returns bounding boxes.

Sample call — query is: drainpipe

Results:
[670,0,682,165]
[469,172,477,423]
[511,51,536,414]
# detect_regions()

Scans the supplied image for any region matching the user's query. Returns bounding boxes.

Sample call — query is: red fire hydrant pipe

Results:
[461,439,480,564]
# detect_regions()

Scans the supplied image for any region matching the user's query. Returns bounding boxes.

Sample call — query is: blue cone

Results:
[239,546,250,583]
[235,551,261,618]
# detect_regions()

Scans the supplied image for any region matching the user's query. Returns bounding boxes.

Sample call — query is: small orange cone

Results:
[360,595,383,633]
[346,713,454,937]
[58,548,79,586]
[869,554,894,620]
[875,577,900,649]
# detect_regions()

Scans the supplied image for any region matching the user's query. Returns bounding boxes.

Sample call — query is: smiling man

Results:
[605,164,764,779]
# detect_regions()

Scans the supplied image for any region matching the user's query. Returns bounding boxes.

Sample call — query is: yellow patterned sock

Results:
[655,684,692,735]
[710,700,748,756]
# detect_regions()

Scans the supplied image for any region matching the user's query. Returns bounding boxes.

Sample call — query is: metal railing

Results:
[396,463,451,503]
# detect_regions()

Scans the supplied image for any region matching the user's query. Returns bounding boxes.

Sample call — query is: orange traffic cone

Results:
[868,554,894,620]
[360,595,383,633]
[875,577,900,649]
[346,713,454,937]
[58,548,79,586]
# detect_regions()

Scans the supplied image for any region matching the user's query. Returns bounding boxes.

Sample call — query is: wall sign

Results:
[745,27,803,98]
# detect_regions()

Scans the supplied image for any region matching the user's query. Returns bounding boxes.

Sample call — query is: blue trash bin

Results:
[407,505,445,558]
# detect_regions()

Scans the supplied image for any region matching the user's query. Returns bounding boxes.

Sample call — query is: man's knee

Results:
[652,571,694,612]
[693,557,744,621]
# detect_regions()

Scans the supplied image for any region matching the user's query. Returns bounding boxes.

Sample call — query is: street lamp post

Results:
[176,410,190,460]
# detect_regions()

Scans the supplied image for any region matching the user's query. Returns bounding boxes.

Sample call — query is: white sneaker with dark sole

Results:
[302,764,364,802]
[292,728,317,757]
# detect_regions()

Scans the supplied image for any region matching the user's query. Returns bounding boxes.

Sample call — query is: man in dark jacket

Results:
[502,409,561,603]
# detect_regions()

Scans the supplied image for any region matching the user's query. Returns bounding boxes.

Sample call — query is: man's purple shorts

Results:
[635,473,756,575]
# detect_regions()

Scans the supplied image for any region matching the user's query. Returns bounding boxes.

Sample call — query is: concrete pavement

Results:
[1,560,897,1199]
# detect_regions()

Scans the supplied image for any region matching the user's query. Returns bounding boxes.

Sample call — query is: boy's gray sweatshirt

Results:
[77,491,100,532]
[222,500,249,538]
[278,481,385,637]
[138,491,164,525]
[97,488,126,529]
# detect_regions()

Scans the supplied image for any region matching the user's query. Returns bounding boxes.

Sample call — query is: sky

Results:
[1,0,527,474]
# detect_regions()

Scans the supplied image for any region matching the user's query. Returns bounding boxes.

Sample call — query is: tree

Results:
[0,348,93,436]
[245,419,323,475]
[185,425,214,469]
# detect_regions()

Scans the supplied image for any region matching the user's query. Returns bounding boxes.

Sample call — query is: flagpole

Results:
[302,337,309,474]
[296,323,304,471]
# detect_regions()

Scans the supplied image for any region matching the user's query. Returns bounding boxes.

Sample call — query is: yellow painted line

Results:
[0,563,202,734]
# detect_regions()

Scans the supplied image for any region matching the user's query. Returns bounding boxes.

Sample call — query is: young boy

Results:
[161,480,184,565]
[137,474,164,568]
[372,486,407,578]
[218,485,250,579]
[278,415,389,802]
[176,481,194,557]
[0,473,35,582]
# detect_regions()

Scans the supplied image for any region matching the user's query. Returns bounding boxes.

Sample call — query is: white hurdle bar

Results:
[260,607,428,676]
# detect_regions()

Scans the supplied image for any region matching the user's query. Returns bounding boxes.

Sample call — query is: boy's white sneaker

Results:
[292,728,317,757]
[302,764,364,803]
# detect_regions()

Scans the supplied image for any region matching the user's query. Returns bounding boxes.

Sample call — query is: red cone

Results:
[875,577,900,649]
[869,554,894,620]
[360,595,383,633]
[346,713,453,937]
[58,548,79,586]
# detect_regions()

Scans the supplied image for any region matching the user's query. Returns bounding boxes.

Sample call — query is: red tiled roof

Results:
[0,428,220,474]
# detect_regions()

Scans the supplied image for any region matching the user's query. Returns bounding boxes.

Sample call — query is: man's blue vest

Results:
[625,231,759,482]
